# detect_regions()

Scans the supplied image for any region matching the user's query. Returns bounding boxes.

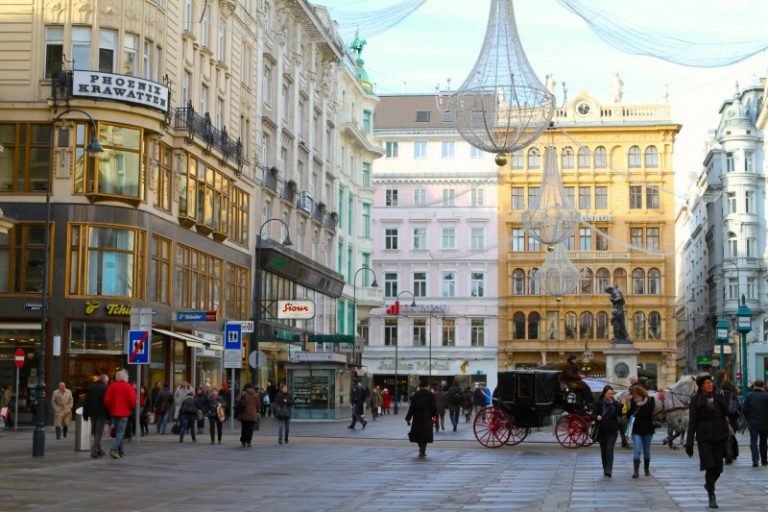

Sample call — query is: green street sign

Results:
[696,355,712,366]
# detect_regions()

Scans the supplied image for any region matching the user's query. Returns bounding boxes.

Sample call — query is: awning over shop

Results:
[152,328,208,349]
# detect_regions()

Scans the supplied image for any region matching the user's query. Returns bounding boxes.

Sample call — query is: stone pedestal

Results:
[605,347,640,389]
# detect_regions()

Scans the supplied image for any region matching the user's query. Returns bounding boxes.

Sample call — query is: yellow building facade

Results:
[497,92,681,388]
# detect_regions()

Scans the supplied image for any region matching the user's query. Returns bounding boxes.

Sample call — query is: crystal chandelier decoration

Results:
[537,243,580,300]
[522,146,581,248]
[446,0,555,165]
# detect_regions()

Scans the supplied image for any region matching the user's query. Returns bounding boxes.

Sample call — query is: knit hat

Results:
[696,373,713,388]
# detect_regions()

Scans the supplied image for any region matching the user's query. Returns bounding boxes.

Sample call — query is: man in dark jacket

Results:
[405,379,437,457]
[82,374,109,458]
[348,379,367,429]
[155,385,173,434]
[447,382,462,432]
[743,379,768,467]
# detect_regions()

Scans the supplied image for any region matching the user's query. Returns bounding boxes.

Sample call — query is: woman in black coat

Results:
[405,380,437,457]
[627,385,655,478]
[686,373,730,509]
[592,385,621,477]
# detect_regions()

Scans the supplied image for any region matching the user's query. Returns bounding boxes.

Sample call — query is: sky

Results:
[318,0,768,206]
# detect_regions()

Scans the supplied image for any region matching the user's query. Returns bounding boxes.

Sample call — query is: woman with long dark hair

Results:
[627,384,655,478]
[592,385,621,477]
[685,373,730,509]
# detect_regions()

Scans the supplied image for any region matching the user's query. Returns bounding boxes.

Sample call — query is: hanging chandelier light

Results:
[446,0,555,163]
[522,146,581,248]
[537,243,580,301]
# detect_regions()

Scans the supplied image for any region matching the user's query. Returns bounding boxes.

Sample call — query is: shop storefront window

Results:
[0,123,52,193]
[290,369,336,419]
[172,340,186,388]
[149,332,167,387]
[0,223,51,294]
[69,321,125,353]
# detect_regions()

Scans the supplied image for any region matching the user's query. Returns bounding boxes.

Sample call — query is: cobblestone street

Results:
[2,413,767,511]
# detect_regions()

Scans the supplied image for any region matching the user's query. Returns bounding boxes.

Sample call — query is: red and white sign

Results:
[277,300,315,319]
[14,348,24,369]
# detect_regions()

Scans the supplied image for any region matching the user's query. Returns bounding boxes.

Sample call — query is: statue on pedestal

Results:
[605,286,630,343]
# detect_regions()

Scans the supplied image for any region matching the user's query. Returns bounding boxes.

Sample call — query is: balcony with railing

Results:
[173,104,243,171]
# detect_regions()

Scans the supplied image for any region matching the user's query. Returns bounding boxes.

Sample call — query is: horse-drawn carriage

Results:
[473,369,597,449]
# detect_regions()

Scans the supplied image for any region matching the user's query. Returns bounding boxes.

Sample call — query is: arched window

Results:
[561,146,574,169]
[648,268,661,295]
[596,311,609,339]
[613,268,627,292]
[628,146,641,168]
[527,147,541,168]
[510,150,524,169]
[594,146,608,168]
[580,268,593,294]
[565,312,577,339]
[529,268,539,295]
[645,146,659,167]
[596,268,611,292]
[513,312,526,339]
[632,268,645,294]
[578,146,591,168]
[633,311,646,339]
[648,311,661,339]
[579,312,594,339]
[512,268,525,295]
[528,312,540,340]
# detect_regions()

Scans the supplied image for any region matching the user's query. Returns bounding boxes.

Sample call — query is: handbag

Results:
[171,422,180,435]
[196,409,204,421]
[589,422,600,442]
[625,415,636,438]
[147,411,156,425]
[216,404,225,422]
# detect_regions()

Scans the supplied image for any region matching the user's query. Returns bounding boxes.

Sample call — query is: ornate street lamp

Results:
[736,295,752,398]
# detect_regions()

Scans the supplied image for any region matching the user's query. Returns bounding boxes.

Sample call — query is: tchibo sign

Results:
[277,300,315,319]
[72,71,170,113]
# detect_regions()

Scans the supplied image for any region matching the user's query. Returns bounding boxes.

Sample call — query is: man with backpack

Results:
[447,381,463,432]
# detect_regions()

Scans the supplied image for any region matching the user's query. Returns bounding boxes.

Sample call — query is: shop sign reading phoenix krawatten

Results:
[72,71,170,113]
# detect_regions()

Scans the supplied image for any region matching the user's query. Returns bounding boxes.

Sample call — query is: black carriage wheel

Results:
[555,414,589,449]
[473,406,511,448]
[504,419,529,446]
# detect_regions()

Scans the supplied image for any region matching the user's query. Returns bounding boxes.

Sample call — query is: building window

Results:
[580,268,593,294]
[45,26,64,78]
[648,311,661,339]
[565,312,576,339]
[224,262,249,319]
[595,232,608,251]
[442,319,456,346]
[413,272,427,297]
[471,271,485,297]
[510,151,524,169]
[577,146,590,168]
[727,192,737,214]
[646,227,660,251]
[510,228,525,251]
[361,162,371,187]
[470,319,485,346]
[441,141,455,158]
[745,190,755,214]
[745,151,754,172]
[594,146,607,168]
[595,186,607,209]
[385,189,398,206]
[412,319,426,347]
[527,148,540,168]
[471,186,484,206]
[470,146,483,159]
[441,227,456,250]
[68,224,146,298]
[726,152,734,172]
[200,83,209,114]
[528,230,541,252]
[613,268,627,292]
[384,272,398,298]
[441,272,456,297]
[546,311,559,339]
[99,29,117,72]
[415,110,430,122]
[362,203,371,237]
[470,227,485,250]
[580,312,593,339]
[413,141,427,158]
[629,186,643,209]
[728,233,738,258]
[385,228,398,250]
[646,185,660,209]
[628,146,641,168]
[413,227,427,250]
[262,65,272,106]
[644,146,659,167]
[442,188,455,207]
[529,268,539,294]
[241,44,251,87]
[579,227,592,251]
[512,269,524,295]
[72,26,91,71]
[633,311,646,339]
[747,277,757,299]
[0,123,52,193]
[578,187,591,209]
[727,278,738,300]
[442,110,454,122]
[596,268,610,292]
[596,312,609,339]
[143,40,152,78]
[183,0,193,31]
[123,33,138,76]
[511,312,524,339]
[511,187,525,210]
[648,268,661,295]
[528,187,539,208]
[632,268,645,294]
[561,146,574,169]
[564,187,575,206]
[175,244,221,309]
[153,143,173,212]
[384,318,398,347]
[413,187,427,206]
[746,237,757,257]
[385,141,399,158]
[0,223,51,294]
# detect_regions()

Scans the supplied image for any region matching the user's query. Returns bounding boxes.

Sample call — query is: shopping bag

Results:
[624,415,635,438]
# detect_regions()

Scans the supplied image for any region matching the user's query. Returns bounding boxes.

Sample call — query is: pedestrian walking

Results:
[348,379,367,429]
[265,380,277,417]
[155,384,172,434]
[82,374,109,458]
[717,373,740,463]
[193,386,207,435]
[178,391,198,443]
[103,369,136,459]
[592,385,621,477]
[382,388,391,415]
[626,384,655,478]
[463,386,473,422]
[433,385,447,432]
[139,385,151,436]
[273,383,293,445]
[51,382,73,440]
[743,379,768,467]
[447,382,462,432]
[686,373,731,509]
[236,383,260,447]
[206,388,226,444]
[370,386,382,421]
[473,383,486,414]
[173,380,192,421]
[405,379,437,457]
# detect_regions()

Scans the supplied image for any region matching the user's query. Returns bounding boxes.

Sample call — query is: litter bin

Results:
[74,407,91,452]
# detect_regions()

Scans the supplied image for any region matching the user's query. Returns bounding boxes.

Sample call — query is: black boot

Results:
[55,426,61,440]
[63,426,68,438]
[644,459,650,476]
[708,494,718,509]
[632,459,640,479]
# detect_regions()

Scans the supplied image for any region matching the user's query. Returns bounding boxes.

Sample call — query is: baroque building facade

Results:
[0,0,380,420]
[498,91,680,388]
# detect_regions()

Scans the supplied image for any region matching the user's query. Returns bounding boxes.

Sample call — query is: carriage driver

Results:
[562,354,593,407]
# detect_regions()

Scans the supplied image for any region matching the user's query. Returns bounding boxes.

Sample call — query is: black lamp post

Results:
[352,267,378,373]
[34,109,102,457]
[736,295,752,398]
[393,290,415,414]
[251,218,292,387]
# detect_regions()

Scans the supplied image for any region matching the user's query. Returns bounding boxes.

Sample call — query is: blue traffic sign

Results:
[225,322,242,350]
[128,330,149,364]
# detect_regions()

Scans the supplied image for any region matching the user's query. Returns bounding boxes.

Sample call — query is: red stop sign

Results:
[14,348,24,369]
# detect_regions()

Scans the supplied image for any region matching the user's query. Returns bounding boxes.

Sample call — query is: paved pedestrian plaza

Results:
[2,413,768,512]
